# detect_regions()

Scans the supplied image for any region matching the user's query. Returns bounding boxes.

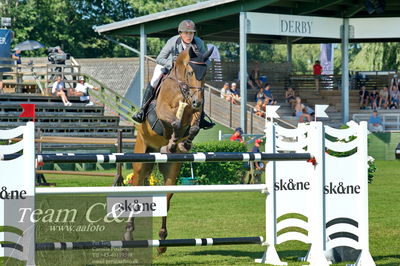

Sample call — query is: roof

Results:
[94,0,400,43]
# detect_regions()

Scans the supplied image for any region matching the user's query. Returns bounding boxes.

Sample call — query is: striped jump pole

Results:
[35,236,263,251]
[0,152,313,163]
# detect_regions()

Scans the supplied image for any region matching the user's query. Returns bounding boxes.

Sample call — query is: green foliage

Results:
[127,0,199,15]
[179,141,248,184]
[2,0,136,58]
[368,159,376,184]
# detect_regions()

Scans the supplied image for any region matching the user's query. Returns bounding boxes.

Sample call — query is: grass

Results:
[1,160,399,265]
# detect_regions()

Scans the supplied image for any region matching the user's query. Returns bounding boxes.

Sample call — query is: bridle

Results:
[168,61,205,102]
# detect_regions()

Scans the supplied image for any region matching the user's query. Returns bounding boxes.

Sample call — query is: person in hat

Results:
[132,19,215,130]
[69,77,99,106]
[244,138,264,184]
[230,127,244,143]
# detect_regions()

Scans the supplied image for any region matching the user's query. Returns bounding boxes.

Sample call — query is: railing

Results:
[353,113,400,131]
[0,57,81,95]
[204,83,296,133]
[82,74,137,123]
[288,74,341,90]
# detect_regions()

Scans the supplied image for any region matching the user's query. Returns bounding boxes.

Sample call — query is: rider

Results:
[132,19,215,130]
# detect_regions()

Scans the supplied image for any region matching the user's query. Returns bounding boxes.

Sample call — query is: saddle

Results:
[145,74,190,138]
[145,74,167,136]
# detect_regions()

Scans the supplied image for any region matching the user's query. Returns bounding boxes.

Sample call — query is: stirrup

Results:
[199,114,215,130]
[132,110,145,123]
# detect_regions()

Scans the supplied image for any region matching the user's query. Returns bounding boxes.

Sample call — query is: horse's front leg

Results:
[160,119,181,153]
[178,112,200,152]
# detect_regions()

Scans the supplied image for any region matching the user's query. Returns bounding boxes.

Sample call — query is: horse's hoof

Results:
[160,146,169,153]
[157,247,167,255]
[178,142,192,152]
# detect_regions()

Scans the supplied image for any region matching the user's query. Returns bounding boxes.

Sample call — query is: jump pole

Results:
[1,152,313,163]
[35,236,263,251]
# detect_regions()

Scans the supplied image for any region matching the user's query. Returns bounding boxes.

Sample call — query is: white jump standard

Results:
[0,121,375,266]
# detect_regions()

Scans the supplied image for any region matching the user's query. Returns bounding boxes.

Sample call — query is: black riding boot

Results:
[199,111,215,130]
[132,83,155,123]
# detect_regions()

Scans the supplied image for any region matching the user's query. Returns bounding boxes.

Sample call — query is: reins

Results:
[168,62,204,102]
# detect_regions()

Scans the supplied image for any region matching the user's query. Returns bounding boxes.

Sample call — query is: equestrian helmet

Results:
[178,20,196,32]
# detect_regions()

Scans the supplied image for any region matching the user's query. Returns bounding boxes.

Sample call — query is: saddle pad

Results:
[146,101,164,136]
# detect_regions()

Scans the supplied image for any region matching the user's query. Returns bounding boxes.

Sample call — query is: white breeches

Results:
[150,64,165,87]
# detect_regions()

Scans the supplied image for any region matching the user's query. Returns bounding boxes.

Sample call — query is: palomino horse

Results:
[126,46,213,254]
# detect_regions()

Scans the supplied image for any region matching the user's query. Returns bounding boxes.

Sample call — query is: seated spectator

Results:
[255,87,266,102]
[389,85,400,109]
[294,97,311,123]
[368,110,384,132]
[230,127,244,143]
[369,87,379,110]
[220,82,232,102]
[379,86,389,109]
[249,64,262,89]
[230,82,241,104]
[69,77,99,106]
[263,83,277,105]
[254,99,265,118]
[285,87,296,108]
[52,75,71,106]
[359,85,369,109]
[303,105,315,118]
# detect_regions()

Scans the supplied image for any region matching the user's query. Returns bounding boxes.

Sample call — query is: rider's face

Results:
[180,31,194,44]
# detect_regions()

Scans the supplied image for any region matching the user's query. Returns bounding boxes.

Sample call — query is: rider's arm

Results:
[156,36,177,70]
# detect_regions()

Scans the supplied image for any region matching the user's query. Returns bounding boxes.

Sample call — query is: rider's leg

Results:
[132,65,163,123]
[199,104,215,130]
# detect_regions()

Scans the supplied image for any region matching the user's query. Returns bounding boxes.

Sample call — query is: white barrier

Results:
[258,121,375,266]
[0,121,375,266]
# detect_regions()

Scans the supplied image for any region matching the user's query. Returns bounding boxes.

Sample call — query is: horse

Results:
[125,46,213,254]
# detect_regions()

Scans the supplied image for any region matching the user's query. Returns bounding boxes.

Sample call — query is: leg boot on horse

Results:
[132,83,155,123]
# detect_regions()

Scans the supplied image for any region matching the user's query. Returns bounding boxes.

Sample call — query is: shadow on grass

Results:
[372,254,400,266]
[189,249,307,261]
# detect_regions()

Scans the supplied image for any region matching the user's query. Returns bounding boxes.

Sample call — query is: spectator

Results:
[294,97,311,122]
[255,87,266,102]
[254,99,265,118]
[379,86,389,109]
[389,85,400,109]
[263,83,277,105]
[252,139,264,170]
[52,75,71,106]
[313,60,322,91]
[249,64,262,89]
[0,72,3,94]
[220,82,232,102]
[230,127,244,143]
[69,77,99,106]
[303,105,315,118]
[285,87,296,108]
[12,49,23,90]
[12,49,22,65]
[368,110,384,132]
[359,85,369,109]
[244,138,265,184]
[230,82,241,104]
[369,87,379,110]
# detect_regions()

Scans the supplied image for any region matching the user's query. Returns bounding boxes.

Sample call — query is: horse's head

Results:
[174,46,213,110]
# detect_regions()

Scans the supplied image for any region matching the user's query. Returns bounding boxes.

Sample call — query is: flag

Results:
[19,104,36,121]
[315,104,329,119]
